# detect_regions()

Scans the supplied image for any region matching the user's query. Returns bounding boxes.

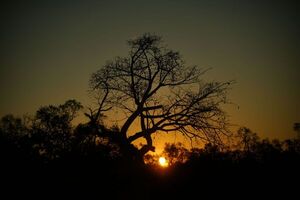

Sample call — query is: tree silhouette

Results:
[0,114,30,164]
[0,114,28,140]
[294,123,300,139]
[236,127,259,153]
[31,99,82,160]
[162,142,189,165]
[89,33,232,161]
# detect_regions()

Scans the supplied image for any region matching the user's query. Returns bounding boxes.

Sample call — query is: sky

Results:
[1,0,299,147]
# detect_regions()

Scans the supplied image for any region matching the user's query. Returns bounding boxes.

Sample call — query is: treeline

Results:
[0,100,123,167]
[1,100,299,168]
[0,100,299,198]
[147,135,300,168]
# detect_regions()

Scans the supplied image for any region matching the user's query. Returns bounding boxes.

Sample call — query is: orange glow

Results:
[158,157,168,167]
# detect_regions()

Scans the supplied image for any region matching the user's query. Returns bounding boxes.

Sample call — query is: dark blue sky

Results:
[1,0,299,140]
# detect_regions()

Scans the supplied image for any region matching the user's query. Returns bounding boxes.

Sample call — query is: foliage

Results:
[29,99,83,160]
[162,142,189,165]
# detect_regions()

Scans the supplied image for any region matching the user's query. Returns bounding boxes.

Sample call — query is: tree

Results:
[34,99,82,134]
[32,99,82,159]
[89,33,232,161]
[0,114,28,155]
[236,127,259,153]
[162,142,189,165]
[0,114,28,140]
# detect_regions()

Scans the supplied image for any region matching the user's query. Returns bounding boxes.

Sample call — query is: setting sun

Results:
[159,157,168,167]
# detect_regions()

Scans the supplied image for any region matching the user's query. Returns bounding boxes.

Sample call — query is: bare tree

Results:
[89,33,232,160]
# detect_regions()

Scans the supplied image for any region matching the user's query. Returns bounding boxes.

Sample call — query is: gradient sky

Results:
[1,0,299,144]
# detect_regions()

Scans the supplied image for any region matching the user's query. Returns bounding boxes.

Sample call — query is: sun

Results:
[158,157,168,167]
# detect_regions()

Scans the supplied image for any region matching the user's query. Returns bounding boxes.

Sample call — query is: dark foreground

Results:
[2,157,299,199]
